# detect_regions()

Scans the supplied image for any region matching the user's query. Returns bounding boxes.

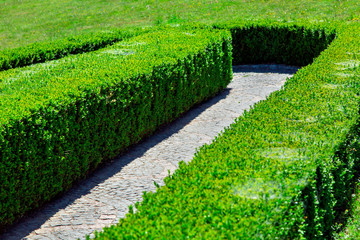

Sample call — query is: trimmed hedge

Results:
[222,21,337,66]
[334,182,360,239]
[0,27,232,230]
[91,22,360,239]
[0,27,150,71]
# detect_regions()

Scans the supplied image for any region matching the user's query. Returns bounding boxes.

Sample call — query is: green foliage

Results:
[2,0,360,50]
[0,27,150,71]
[1,4,360,239]
[0,26,232,231]
[90,22,360,239]
[334,183,360,239]
[216,21,337,66]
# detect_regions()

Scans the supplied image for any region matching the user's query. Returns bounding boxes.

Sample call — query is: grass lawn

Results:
[1,0,360,50]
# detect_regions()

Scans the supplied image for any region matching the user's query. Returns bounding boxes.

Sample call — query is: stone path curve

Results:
[0,65,298,240]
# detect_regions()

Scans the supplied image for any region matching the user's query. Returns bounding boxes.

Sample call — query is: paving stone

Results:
[0,65,297,240]
[28,236,48,240]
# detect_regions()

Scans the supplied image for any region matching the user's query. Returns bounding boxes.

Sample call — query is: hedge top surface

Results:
[0,26,230,127]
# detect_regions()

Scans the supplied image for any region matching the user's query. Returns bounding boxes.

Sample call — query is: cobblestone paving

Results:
[1,65,298,240]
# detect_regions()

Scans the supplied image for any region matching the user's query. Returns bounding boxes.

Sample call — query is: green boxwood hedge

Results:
[0,26,232,231]
[2,17,360,239]
[220,21,336,66]
[90,22,360,239]
[0,26,150,71]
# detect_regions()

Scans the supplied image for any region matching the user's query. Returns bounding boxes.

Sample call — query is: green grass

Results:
[1,0,360,50]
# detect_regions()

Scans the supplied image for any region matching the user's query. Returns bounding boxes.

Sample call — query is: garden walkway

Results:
[1,65,298,240]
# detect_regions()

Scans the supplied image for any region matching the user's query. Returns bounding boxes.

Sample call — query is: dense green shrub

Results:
[1,17,360,239]
[214,21,337,66]
[91,22,360,239]
[0,27,150,71]
[0,27,232,230]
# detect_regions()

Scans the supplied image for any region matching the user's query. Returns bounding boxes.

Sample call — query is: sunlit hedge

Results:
[0,26,232,230]
[92,22,360,239]
[1,18,360,239]
[0,26,150,71]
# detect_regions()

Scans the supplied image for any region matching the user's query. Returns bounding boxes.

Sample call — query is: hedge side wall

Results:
[214,21,337,66]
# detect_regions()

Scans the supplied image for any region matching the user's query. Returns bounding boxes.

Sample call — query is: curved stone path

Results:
[0,65,298,240]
